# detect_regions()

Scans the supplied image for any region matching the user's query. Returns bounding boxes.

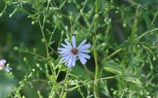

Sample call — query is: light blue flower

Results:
[58,36,91,68]
[0,59,12,72]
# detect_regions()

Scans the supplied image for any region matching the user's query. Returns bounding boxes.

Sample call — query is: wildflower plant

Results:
[1,0,158,98]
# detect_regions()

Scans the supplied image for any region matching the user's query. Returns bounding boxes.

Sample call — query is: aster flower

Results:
[0,59,12,72]
[58,36,91,68]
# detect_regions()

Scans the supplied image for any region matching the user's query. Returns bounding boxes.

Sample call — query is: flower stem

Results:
[38,19,49,58]
[93,45,99,98]
[60,70,69,98]
[131,5,141,40]
[93,0,99,97]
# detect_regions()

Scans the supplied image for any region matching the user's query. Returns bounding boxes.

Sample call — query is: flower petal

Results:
[61,54,71,63]
[61,43,69,48]
[67,55,73,68]
[78,53,88,64]
[78,44,91,50]
[58,48,70,55]
[65,39,72,48]
[77,40,87,49]
[68,55,77,68]
[72,36,76,48]
[71,55,76,67]
[78,53,90,59]
[78,49,90,53]
[58,47,68,51]
[0,59,6,66]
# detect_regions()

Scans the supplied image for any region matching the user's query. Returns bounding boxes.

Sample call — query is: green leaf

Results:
[72,65,90,80]
[124,76,143,87]
[104,60,123,75]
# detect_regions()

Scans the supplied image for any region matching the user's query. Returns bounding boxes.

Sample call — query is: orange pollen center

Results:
[71,48,78,55]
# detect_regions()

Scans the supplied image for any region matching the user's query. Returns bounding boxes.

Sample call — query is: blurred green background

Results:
[1,0,158,98]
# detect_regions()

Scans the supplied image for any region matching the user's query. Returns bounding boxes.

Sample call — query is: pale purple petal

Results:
[71,56,76,67]
[77,40,87,49]
[78,54,87,64]
[58,49,70,55]
[61,43,70,49]
[78,49,90,53]
[58,48,68,51]
[78,53,90,59]
[62,52,72,58]
[0,59,12,72]
[67,55,73,68]
[61,54,71,63]
[78,44,91,50]
[64,39,72,48]
[70,55,77,68]
[72,36,76,48]
[0,59,6,66]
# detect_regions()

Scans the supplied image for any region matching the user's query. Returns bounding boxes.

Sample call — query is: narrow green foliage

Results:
[0,0,158,98]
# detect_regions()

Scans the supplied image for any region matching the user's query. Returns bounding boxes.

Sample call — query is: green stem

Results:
[61,70,69,98]
[102,48,123,62]
[39,20,49,58]
[95,0,99,14]
[93,0,99,97]
[131,5,141,40]
[135,28,158,41]
[93,44,99,98]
